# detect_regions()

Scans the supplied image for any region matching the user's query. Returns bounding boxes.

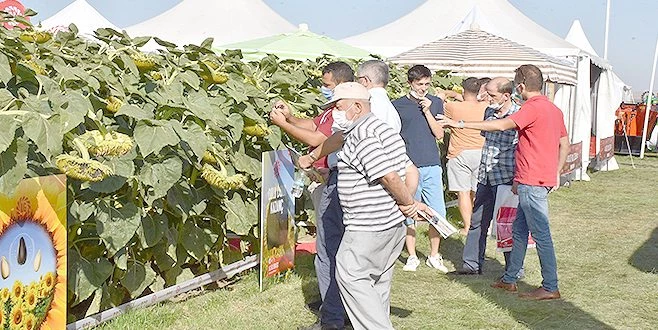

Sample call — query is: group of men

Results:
[270,60,569,330]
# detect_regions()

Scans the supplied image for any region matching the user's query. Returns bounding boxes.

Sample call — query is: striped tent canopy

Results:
[389,29,578,85]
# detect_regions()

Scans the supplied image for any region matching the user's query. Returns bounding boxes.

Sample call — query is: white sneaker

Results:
[426,254,449,273]
[403,255,421,271]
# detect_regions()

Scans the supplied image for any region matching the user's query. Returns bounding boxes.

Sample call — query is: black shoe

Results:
[449,269,482,275]
[300,321,345,330]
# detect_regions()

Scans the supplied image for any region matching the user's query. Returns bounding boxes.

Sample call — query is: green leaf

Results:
[178,71,200,91]
[122,262,156,298]
[183,93,215,121]
[0,118,18,154]
[164,266,195,286]
[134,120,180,157]
[0,138,28,196]
[227,113,244,142]
[57,91,90,134]
[22,112,62,159]
[139,157,182,204]
[230,152,261,177]
[224,195,257,235]
[171,121,210,160]
[0,53,12,83]
[138,212,167,248]
[95,200,141,256]
[115,104,155,120]
[181,220,218,260]
[68,249,113,302]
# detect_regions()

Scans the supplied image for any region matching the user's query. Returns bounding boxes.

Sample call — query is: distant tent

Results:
[565,20,627,174]
[218,24,374,61]
[125,0,296,49]
[342,0,579,58]
[40,0,117,36]
[389,29,577,85]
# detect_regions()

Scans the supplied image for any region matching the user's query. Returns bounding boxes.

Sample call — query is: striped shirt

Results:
[478,103,520,185]
[337,113,411,231]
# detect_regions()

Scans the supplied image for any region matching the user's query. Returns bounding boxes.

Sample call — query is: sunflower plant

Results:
[0,12,459,322]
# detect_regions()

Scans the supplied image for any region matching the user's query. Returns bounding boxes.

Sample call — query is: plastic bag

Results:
[494,185,535,252]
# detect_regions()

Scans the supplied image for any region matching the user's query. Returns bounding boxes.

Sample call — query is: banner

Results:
[561,142,582,175]
[260,150,295,291]
[0,175,66,330]
[598,136,615,162]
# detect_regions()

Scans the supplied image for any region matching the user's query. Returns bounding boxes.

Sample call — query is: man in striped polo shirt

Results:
[324,82,427,330]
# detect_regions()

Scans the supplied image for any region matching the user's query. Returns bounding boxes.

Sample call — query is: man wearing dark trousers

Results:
[438,65,569,300]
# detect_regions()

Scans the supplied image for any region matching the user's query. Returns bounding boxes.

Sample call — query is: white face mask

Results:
[409,89,427,99]
[332,104,355,131]
[489,95,507,110]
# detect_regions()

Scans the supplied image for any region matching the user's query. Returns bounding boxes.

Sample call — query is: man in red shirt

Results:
[437,64,569,301]
[270,62,353,329]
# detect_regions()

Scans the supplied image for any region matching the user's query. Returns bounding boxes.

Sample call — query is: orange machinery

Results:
[614,102,658,155]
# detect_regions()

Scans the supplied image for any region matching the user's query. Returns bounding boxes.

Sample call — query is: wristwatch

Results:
[457,120,465,129]
[308,152,318,161]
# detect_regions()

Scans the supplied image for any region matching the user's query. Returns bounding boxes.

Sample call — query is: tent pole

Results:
[604,0,611,60]
[639,37,658,159]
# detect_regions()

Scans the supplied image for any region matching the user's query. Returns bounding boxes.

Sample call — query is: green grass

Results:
[97,155,658,330]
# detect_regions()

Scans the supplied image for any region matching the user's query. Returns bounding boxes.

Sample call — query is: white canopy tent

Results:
[125,0,296,50]
[40,0,117,37]
[389,29,577,85]
[342,0,579,58]
[565,20,627,174]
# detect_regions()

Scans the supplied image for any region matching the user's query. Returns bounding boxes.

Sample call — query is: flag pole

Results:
[639,37,658,158]
[603,0,611,60]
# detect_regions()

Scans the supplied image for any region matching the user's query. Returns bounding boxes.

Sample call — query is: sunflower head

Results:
[10,302,24,328]
[42,272,56,292]
[80,130,134,157]
[24,289,37,310]
[0,287,9,303]
[23,313,36,330]
[0,307,4,328]
[55,154,113,182]
[11,280,24,302]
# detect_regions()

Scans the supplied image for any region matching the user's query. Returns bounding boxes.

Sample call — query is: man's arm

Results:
[272,113,328,147]
[404,163,420,196]
[436,114,516,132]
[379,170,426,220]
[270,100,317,131]
[298,131,344,169]
[419,97,444,140]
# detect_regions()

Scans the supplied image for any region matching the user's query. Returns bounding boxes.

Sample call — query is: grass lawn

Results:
[97,155,658,330]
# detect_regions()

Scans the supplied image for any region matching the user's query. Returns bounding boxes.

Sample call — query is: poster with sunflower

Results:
[0,175,66,330]
[260,150,295,292]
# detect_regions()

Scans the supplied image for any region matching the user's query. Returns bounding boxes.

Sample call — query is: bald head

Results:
[486,77,513,95]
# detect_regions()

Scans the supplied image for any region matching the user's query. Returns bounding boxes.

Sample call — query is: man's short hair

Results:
[358,60,390,86]
[515,64,544,92]
[407,65,432,82]
[462,77,481,94]
[322,61,355,84]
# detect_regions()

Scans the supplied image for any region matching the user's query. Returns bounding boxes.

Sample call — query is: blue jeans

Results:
[502,184,559,292]
[314,170,346,326]
[463,183,524,277]
[406,165,446,226]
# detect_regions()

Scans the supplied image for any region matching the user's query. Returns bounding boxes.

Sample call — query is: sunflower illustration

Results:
[0,175,67,330]
[23,313,36,330]
[24,289,38,311]
[0,287,9,302]
[11,280,24,302]
[0,307,5,328]
[10,302,24,328]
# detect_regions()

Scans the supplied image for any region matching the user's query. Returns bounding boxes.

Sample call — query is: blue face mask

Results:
[320,86,334,100]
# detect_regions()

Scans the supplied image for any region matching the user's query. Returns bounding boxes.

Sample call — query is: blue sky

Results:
[0,222,57,289]
[19,0,658,94]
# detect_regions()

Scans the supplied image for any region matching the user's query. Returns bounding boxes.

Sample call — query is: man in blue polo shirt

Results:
[392,65,448,273]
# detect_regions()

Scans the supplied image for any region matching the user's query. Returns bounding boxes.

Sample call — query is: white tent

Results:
[40,0,117,36]
[342,0,579,58]
[125,0,296,49]
[389,29,577,85]
[565,20,626,174]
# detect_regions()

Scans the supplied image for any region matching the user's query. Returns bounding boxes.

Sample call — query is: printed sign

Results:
[561,142,582,175]
[0,175,66,330]
[598,136,615,161]
[260,150,295,291]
